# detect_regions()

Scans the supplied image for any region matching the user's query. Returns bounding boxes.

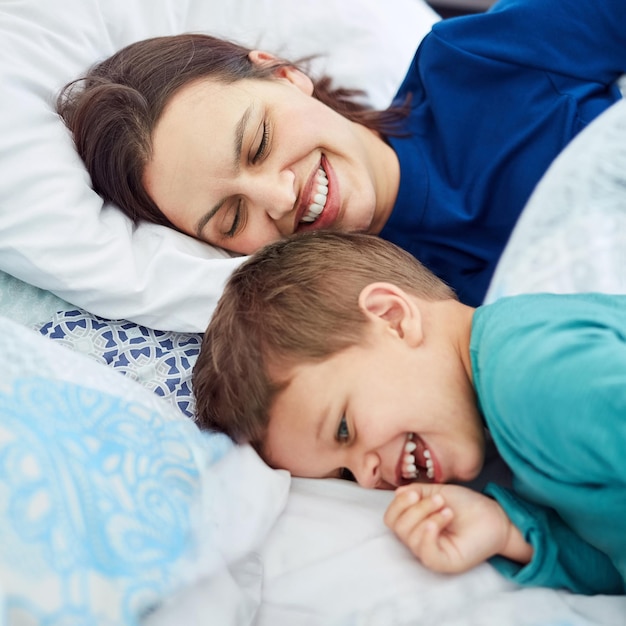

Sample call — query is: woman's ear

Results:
[358,282,424,347]
[248,50,314,95]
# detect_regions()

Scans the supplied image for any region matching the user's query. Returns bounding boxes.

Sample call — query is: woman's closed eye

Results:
[224,199,245,238]
[252,120,271,164]
[223,119,270,238]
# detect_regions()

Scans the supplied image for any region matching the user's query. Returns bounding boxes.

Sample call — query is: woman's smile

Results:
[296,161,329,225]
[296,156,340,233]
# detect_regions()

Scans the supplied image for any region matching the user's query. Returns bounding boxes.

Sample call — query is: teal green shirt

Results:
[470,293,626,594]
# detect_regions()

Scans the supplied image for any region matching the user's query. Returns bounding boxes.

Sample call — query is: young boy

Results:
[193,231,626,596]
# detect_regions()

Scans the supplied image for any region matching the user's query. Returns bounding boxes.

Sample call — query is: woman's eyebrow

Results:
[195,104,254,238]
[233,104,254,174]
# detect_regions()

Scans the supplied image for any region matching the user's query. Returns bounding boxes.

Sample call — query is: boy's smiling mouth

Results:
[398,433,436,484]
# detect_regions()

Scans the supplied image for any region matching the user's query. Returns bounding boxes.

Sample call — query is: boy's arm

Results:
[384,483,533,574]
[385,482,624,595]
[473,294,626,595]
[484,483,625,595]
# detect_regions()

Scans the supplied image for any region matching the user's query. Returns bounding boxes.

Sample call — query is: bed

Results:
[1,0,625,624]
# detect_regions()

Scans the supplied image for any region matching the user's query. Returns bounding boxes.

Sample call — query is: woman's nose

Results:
[259,169,296,221]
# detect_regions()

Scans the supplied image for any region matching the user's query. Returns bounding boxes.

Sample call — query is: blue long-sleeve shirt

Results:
[381,0,626,306]
[471,293,626,594]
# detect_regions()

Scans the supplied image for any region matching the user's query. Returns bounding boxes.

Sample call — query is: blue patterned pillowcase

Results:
[0,316,289,625]
[37,308,200,419]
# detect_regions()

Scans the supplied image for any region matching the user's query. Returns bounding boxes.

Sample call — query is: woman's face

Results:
[143,57,399,255]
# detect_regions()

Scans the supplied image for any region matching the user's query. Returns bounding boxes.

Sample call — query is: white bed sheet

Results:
[147,476,626,626]
[254,479,626,626]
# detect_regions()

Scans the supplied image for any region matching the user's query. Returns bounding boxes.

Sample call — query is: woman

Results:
[58,0,625,306]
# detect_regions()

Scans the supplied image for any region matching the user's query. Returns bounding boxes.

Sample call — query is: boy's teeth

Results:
[424,449,434,479]
[402,434,419,479]
[300,167,329,223]
[402,434,434,481]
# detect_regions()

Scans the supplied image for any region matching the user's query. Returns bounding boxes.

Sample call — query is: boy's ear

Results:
[358,282,423,347]
[248,50,314,95]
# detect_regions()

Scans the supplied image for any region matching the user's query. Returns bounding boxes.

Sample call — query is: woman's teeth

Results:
[402,433,434,481]
[300,167,328,223]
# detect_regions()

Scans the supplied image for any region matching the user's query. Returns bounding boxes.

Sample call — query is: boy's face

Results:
[263,291,486,489]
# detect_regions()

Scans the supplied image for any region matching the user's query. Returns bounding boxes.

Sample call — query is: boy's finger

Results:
[406,507,454,566]
[388,493,447,539]
[384,487,421,527]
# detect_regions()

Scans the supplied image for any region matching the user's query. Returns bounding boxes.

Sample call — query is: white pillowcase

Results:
[0,0,440,332]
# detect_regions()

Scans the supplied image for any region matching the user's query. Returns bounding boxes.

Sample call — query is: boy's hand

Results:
[383,483,532,574]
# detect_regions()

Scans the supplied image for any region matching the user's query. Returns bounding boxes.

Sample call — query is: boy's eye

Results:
[336,414,349,442]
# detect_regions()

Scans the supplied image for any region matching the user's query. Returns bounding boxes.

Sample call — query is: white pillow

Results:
[0,316,290,625]
[486,97,626,302]
[0,0,440,332]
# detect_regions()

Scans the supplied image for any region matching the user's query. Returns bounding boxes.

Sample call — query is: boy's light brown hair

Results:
[193,231,456,452]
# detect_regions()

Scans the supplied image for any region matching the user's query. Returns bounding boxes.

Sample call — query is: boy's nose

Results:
[351,451,382,489]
